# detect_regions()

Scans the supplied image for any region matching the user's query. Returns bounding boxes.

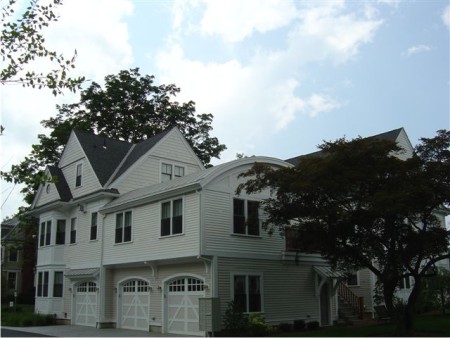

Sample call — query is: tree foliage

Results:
[1,68,226,205]
[237,130,450,335]
[1,0,84,94]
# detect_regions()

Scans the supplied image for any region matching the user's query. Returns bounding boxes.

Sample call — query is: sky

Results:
[1,0,449,220]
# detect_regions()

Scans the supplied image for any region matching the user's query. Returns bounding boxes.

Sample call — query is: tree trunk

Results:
[394,277,422,336]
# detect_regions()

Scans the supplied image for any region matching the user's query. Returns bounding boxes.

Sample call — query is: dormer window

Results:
[75,163,83,187]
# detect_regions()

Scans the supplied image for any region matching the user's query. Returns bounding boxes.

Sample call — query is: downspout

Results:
[98,212,107,326]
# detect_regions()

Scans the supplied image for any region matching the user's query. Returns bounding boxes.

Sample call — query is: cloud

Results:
[199,0,299,43]
[306,94,341,117]
[443,5,450,29]
[377,0,401,8]
[404,44,432,57]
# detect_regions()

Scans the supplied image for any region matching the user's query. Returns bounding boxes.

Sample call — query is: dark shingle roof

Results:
[48,166,72,202]
[74,128,174,186]
[109,128,173,183]
[285,128,404,166]
[74,130,133,186]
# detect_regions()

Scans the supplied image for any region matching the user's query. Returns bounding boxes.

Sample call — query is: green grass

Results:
[275,315,450,337]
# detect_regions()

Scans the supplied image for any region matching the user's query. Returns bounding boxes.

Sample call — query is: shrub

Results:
[294,319,306,331]
[222,301,249,336]
[248,313,271,336]
[306,320,320,330]
[278,322,292,332]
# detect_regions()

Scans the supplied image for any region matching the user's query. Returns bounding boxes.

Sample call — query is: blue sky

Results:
[1,0,449,219]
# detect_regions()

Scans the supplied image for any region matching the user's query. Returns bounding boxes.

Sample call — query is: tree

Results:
[1,0,84,94]
[1,68,226,204]
[237,130,450,335]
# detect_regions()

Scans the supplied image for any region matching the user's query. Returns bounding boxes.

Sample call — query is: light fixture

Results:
[157,285,162,291]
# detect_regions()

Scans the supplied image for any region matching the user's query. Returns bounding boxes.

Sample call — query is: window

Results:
[8,248,18,262]
[347,273,358,286]
[70,218,77,244]
[56,220,66,245]
[115,211,132,243]
[39,220,51,247]
[233,274,262,313]
[37,271,49,297]
[7,272,17,290]
[90,212,98,240]
[233,199,260,236]
[161,199,183,237]
[75,163,82,187]
[161,163,172,182]
[399,276,411,289]
[161,163,185,182]
[53,272,63,297]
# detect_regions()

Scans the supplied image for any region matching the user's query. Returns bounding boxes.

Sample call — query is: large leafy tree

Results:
[1,0,84,94]
[1,68,226,204]
[237,130,450,335]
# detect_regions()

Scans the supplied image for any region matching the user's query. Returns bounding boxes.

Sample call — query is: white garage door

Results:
[120,280,150,331]
[167,277,205,336]
[75,281,97,327]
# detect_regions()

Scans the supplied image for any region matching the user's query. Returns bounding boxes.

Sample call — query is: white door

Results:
[120,280,150,331]
[166,277,205,336]
[75,281,97,327]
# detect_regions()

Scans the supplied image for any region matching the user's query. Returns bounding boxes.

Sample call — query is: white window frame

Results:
[160,162,186,182]
[115,210,133,244]
[39,220,52,247]
[232,198,261,236]
[231,272,264,313]
[7,271,17,291]
[8,247,18,262]
[75,163,83,187]
[70,218,77,244]
[37,271,49,297]
[160,198,184,237]
[346,271,359,287]
[53,271,64,297]
[90,212,98,241]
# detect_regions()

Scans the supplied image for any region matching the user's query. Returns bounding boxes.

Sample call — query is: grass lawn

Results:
[276,314,450,337]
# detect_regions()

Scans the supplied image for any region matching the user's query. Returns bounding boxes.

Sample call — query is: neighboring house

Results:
[1,217,23,299]
[29,128,339,335]
[286,127,450,316]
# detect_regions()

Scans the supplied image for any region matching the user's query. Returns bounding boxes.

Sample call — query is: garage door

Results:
[75,281,97,327]
[120,280,150,331]
[167,277,205,336]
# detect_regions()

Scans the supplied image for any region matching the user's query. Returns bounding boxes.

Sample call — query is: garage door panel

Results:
[167,277,204,336]
[120,280,150,331]
[75,282,97,327]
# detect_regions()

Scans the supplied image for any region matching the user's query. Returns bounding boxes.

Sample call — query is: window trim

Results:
[232,198,261,237]
[39,220,52,247]
[37,271,50,298]
[90,212,98,241]
[231,272,264,313]
[160,198,184,238]
[55,219,66,245]
[75,163,83,187]
[70,218,77,244]
[8,248,18,262]
[115,210,133,244]
[346,271,359,287]
[160,162,186,182]
[53,271,64,297]
[7,271,17,290]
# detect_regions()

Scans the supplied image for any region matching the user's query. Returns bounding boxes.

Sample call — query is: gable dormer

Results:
[31,166,72,209]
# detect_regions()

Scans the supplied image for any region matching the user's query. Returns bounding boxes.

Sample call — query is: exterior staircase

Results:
[337,282,365,326]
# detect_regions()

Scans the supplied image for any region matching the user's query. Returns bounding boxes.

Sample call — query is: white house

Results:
[30,127,340,335]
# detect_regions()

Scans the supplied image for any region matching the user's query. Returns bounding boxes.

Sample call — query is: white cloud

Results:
[199,0,299,43]
[443,5,450,29]
[306,94,341,117]
[404,44,432,56]
[377,0,401,8]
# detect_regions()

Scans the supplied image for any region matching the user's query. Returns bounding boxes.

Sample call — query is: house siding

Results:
[102,192,200,265]
[348,268,374,312]
[217,257,338,326]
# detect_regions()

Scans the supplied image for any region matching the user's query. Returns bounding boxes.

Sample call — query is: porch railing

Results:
[337,282,364,319]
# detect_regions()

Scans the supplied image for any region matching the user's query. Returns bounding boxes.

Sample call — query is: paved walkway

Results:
[1,325,186,337]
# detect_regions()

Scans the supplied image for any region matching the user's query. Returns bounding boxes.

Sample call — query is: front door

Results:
[320,283,330,326]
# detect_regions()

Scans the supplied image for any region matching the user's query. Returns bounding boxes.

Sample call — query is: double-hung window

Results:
[70,218,77,244]
[161,199,183,236]
[233,274,262,313]
[90,212,98,240]
[75,163,82,187]
[56,220,66,245]
[7,272,17,290]
[233,199,260,236]
[161,163,185,182]
[8,248,18,262]
[37,271,49,297]
[347,272,359,286]
[115,211,132,243]
[53,271,63,297]
[40,220,52,247]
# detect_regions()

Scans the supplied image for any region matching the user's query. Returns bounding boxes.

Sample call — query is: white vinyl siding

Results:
[103,192,200,265]
[348,268,374,312]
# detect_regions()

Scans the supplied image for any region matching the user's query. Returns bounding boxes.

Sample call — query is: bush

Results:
[278,322,292,332]
[222,301,249,336]
[306,320,320,330]
[294,319,306,331]
[248,313,271,336]
[1,312,56,327]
